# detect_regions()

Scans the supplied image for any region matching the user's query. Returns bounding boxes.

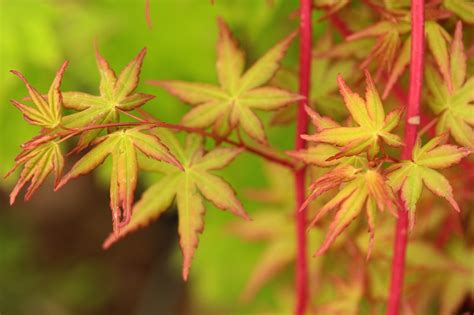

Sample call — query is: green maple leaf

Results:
[150,18,302,142]
[56,127,181,233]
[6,141,64,205]
[387,134,471,223]
[302,71,403,160]
[443,0,474,24]
[102,129,249,280]
[10,61,69,129]
[426,22,474,148]
[60,47,154,151]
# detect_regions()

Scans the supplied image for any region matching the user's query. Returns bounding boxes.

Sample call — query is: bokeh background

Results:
[0,1,329,314]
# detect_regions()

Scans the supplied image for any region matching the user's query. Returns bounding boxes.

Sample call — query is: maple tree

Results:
[5,0,474,314]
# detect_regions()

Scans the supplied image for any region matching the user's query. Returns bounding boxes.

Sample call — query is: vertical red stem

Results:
[295,1,312,314]
[387,1,425,314]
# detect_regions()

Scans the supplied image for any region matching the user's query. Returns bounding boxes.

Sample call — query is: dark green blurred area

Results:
[0,1,325,314]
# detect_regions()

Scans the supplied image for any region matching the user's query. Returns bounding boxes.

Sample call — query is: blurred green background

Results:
[0,1,327,314]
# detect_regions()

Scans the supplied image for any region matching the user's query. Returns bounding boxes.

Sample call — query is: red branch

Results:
[56,120,296,170]
[295,0,312,314]
[387,1,425,314]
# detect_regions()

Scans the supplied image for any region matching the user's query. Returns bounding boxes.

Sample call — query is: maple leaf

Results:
[6,141,64,205]
[149,18,302,142]
[102,129,249,280]
[56,127,181,233]
[10,61,69,129]
[343,8,453,97]
[426,22,474,148]
[302,71,403,160]
[306,163,397,257]
[60,46,154,151]
[443,0,474,24]
[347,20,410,76]
[387,134,471,224]
[313,0,350,19]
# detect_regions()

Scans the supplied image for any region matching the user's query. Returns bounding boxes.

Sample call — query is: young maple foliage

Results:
[102,129,249,280]
[302,71,402,160]
[60,47,154,151]
[55,127,181,233]
[149,18,302,143]
[425,22,474,148]
[341,1,464,98]
[292,71,402,257]
[7,61,69,204]
[10,61,69,129]
[387,134,471,226]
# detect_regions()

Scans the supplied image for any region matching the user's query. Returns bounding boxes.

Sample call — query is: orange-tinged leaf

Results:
[119,93,155,110]
[308,179,361,228]
[61,47,153,149]
[365,169,396,214]
[239,87,303,110]
[414,137,470,169]
[236,105,267,143]
[316,184,368,256]
[62,92,108,110]
[383,35,411,99]
[103,173,181,249]
[305,163,396,255]
[11,61,68,129]
[181,100,228,128]
[388,136,470,216]
[95,43,117,99]
[192,171,248,219]
[304,71,402,160]
[109,136,138,230]
[287,144,340,167]
[420,167,460,212]
[237,31,297,92]
[7,141,64,205]
[443,0,474,24]
[305,105,340,130]
[426,21,452,90]
[347,21,409,77]
[177,173,205,280]
[100,131,247,279]
[193,147,243,170]
[216,17,245,93]
[56,129,180,233]
[153,19,298,142]
[302,165,360,211]
[450,22,466,91]
[114,48,147,99]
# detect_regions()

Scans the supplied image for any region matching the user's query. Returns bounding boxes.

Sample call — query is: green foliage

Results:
[3,1,474,314]
[151,19,301,142]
